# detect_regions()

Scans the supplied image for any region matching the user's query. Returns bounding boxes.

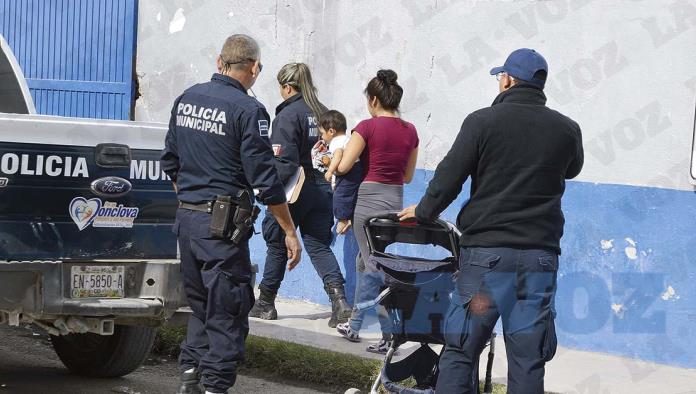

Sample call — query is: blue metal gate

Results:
[0,0,138,120]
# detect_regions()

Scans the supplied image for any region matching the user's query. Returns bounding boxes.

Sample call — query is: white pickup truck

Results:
[0,35,183,377]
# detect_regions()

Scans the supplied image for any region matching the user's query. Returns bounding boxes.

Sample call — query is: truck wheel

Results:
[50,325,157,377]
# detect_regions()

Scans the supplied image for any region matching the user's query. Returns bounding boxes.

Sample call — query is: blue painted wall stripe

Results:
[249,169,696,368]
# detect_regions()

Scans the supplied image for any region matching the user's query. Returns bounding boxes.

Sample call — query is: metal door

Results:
[0,0,138,120]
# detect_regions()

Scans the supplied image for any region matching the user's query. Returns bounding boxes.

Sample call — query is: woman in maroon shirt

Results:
[335,69,419,353]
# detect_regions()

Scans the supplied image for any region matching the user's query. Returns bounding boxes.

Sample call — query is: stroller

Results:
[356,212,496,394]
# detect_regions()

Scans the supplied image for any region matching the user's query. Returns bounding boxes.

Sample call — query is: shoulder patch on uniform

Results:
[272,144,282,156]
[258,120,269,137]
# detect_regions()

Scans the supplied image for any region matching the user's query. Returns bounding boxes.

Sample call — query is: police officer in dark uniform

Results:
[160,34,302,394]
[249,63,351,328]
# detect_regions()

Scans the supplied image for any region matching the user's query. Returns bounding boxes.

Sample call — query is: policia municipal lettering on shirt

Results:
[175,103,227,135]
[160,35,301,394]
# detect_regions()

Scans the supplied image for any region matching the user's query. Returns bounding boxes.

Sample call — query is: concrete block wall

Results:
[135,0,696,369]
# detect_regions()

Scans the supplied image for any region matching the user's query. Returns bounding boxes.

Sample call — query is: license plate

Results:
[70,266,125,298]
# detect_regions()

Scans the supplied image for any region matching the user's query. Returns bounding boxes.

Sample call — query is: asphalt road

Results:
[0,325,332,394]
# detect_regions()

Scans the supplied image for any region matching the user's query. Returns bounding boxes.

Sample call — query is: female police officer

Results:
[250,63,351,328]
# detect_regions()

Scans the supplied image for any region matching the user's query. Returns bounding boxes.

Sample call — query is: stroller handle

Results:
[365,211,401,222]
[364,210,458,232]
[363,210,460,258]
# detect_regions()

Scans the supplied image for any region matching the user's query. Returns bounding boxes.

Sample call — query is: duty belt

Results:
[178,201,212,213]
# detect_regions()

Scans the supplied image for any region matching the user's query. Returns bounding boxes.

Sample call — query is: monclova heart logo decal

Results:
[69,197,102,231]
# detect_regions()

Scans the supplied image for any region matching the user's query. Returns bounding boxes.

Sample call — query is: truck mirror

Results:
[0,34,35,114]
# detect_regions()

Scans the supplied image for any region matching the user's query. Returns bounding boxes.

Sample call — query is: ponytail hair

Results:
[277,63,328,119]
[365,69,403,111]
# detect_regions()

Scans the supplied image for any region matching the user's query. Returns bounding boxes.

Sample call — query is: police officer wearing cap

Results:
[400,48,584,394]
[161,34,302,394]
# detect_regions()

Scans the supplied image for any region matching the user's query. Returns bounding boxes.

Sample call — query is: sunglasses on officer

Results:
[220,55,263,73]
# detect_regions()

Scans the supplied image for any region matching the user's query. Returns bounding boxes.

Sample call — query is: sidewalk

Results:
[250,297,696,394]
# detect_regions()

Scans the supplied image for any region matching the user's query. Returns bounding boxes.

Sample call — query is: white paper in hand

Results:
[284,166,305,204]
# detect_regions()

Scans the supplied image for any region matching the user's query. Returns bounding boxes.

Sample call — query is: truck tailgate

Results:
[0,113,177,260]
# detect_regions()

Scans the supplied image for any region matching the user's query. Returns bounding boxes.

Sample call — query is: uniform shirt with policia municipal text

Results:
[160,73,286,206]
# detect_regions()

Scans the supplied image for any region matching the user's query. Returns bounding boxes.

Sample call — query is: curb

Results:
[154,326,508,393]
[154,326,382,393]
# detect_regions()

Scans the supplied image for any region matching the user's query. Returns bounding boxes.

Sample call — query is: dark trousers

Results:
[174,209,254,393]
[259,178,344,294]
[333,161,362,220]
[436,247,558,394]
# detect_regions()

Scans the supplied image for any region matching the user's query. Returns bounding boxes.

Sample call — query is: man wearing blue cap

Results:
[400,48,584,393]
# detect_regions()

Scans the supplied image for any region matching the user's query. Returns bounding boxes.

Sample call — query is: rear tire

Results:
[50,325,157,377]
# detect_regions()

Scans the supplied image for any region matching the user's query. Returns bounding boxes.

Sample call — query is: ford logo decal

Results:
[90,177,132,198]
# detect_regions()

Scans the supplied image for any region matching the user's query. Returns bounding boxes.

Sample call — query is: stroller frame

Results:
[357,212,496,394]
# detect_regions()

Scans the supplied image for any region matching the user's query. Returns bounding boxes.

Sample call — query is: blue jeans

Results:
[259,178,345,294]
[341,228,359,306]
[348,254,393,336]
[348,182,402,337]
[436,247,558,394]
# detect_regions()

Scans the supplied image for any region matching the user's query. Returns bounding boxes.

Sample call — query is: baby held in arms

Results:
[313,110,364,235]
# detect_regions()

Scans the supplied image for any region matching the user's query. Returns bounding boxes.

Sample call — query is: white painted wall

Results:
[135,0,696,191]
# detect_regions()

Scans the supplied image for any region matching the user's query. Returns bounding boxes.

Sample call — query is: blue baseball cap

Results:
[490,48,548,88]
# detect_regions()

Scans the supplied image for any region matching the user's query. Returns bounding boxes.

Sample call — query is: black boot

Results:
[325,284,352,328]
[249,288,277,320]
[177,368,203,394]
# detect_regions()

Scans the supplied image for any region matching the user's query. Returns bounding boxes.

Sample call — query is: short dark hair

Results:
[365,69,403,111]
[318,110,347,133]
[219,34,260,72]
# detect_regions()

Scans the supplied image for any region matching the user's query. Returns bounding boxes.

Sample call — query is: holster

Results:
[210,196,235,239]
[209,190,260,244]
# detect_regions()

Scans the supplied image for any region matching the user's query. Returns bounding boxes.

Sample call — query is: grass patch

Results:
[155,326,379,391]
[153,325,187,356]
[244,335,381,390]
[154,326,506,393]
